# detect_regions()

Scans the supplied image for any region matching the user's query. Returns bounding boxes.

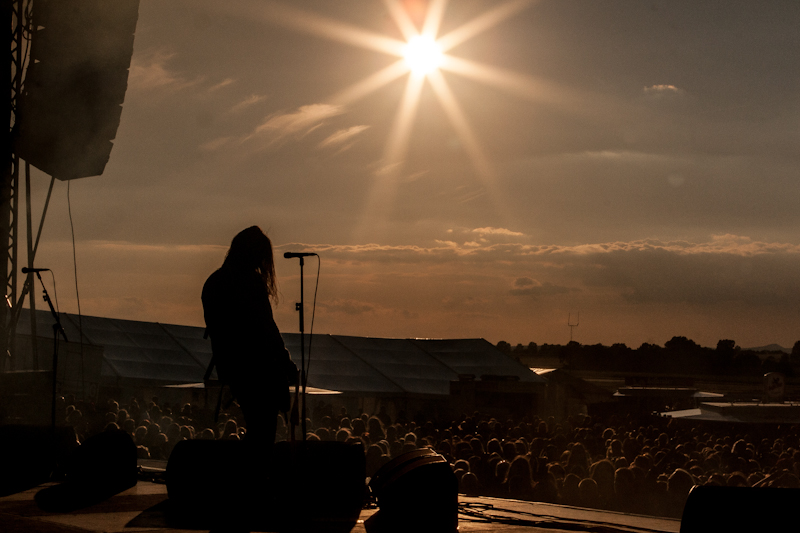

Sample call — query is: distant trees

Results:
[664,336,699,352]
[497,337,796,377]
[496,341,539,357]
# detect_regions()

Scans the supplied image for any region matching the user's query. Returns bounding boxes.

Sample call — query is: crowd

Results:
[58,394,800,519]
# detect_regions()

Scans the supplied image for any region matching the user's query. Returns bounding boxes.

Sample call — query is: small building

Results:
[661,402,800,424]
[532,368,614,419]
[661,373,799,424]
[613,376,723,415]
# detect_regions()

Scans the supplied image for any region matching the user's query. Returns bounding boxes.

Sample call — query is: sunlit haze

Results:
[22,0,800,351]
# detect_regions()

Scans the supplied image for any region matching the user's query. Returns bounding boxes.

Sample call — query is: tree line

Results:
[496,338,800,377]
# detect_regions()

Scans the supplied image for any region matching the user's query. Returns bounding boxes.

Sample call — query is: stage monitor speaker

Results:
[365,448,458,533]
[680,485,800,533]
[15,0,140,180]
[0,425,78,496]
[35,429,138,512]
[166,439,366,532]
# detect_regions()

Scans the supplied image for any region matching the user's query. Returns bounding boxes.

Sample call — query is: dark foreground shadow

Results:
[0,425,79,497]
[127,498,359,533]
[34,429,137,513]
[35,480,135,514]
[680,485,800,533]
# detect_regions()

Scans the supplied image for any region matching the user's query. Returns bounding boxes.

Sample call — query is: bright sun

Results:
[402,34,443,75]
[259,0,538,199]
[257,0,538,237]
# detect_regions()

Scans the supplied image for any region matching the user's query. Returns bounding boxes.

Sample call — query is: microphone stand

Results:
[33,271,68,434]
[289,257,307,441]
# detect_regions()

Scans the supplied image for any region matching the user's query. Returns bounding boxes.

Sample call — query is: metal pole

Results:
[25,161,37,368]
[299,256,306,440]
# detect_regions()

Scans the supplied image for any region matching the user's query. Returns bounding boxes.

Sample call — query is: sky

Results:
[22,0,800,350]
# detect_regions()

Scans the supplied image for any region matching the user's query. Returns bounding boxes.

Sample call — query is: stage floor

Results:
[0,479,680,533]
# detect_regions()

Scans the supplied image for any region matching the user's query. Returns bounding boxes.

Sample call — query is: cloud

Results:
[319,125,370,149]
[209,78,235,92]
[278,234,800,308]
[247,104,345,144]
[128,50,199,93]
[641,84,692,109]
[372,161,402,177]
[91,241,225,254]
[471,227,525,237]
[230,94,268,113]
[282,234,800,263]
[509,278,575,298]
[453,186,486,204]
[46,234,799,346]
[643,84,685,96]
[196,102,344,153]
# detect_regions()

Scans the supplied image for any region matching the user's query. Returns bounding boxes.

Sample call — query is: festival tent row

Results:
[3,309,544,422]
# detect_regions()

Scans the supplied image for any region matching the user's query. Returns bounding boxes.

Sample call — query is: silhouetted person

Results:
[202,226,297,446]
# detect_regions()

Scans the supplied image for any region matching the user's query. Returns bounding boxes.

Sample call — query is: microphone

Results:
[283,252,317,258]
[22,267,50,273]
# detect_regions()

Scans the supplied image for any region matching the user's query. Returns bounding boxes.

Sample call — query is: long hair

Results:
[223,226,278,301]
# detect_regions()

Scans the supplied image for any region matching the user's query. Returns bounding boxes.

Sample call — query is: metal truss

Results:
[2,0,31,368]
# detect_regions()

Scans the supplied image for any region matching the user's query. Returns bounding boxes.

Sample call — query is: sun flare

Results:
[402,34,443,76]
[256,0,538,238]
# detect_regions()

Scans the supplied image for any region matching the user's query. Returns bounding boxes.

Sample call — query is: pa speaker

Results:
[16,0,140,180]
[166,439,366,532]
[680,485,800,533]
[365,448,458,533]
[35,429,137,512]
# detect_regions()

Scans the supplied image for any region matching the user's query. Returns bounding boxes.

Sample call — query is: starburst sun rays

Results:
[254,0,554,235]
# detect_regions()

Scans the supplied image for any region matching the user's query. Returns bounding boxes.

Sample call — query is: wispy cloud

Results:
[128,50,199,93]
[230,94,268,113]
[254,104,344,136]
[244,103,346,146]
[281,235,800,262]
[91,241,226,254]
[641,84,690,107]
[643,84,685,96]
[209,78,236,92]
[472,227,525,237]
[319,125,370,149]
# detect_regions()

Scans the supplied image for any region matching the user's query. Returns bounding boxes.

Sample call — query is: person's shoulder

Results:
[203,268,224,284]
[202,268,228,297]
